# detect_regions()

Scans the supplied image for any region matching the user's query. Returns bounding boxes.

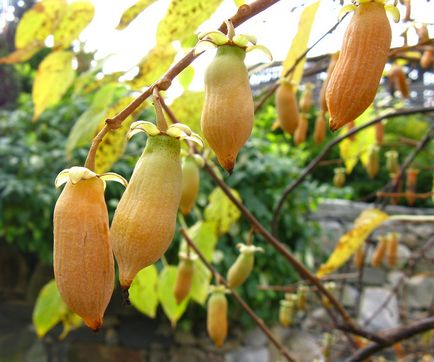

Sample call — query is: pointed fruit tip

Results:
[84,318,102,332]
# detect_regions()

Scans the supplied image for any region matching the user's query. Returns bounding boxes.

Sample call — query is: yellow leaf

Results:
[281,1,320,85]
[156,0,223,44]
[168,90,204,134]
[95,97,147,173]
[129,44,176,89]
[32,50,75,120]
[59,312,82,340]
[338,106,376,174]
[53,0,95,49]
[0,44,41,64]
[116,0,157,30]
[317,209,389,277]
[15,0,67,49]
[204,187,242,235]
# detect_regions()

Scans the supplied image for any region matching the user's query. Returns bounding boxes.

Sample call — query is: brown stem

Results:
[345,317,434,362]
[179,228,296,362]
[84,0,281,168]
[152,87,168,131]
[271,106,434,235]
[376,191,433,200]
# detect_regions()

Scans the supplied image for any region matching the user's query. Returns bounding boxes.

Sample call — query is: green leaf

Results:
[281,1,320,85]
[65,83,119,155]
[169,91,204,134]
[129,44,176,89]
[129,265,159,318]
[53,0,95,49]
[156,0,223,44]
[179,66,195,90]
[116,0,157,30]
[204,187,242,235]
[15,0,67,49]
[32,279,68,338]
[157,266,190,327]
[59,312,82,340]
[32,50,76,120]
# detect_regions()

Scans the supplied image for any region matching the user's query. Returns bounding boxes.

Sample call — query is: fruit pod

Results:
[375,122,384,145]
[201,45,254,173]
[420,50,433,69]
[275,80,300,135]
[179,155,200,215]
[279,299,295,327]
[371,235,387,267]
[296,285,308,311]
[366,145,380,179]
[173,257,194,304]
[294,114,308,146]
[319,52,339,114]
[406,168,419,206]
[322,333,333,361]
[207,287,228,347]
[111,135,182,290]
[333,167,346,188]
[386,232,400,268]
[389,172,403,205]
[385,150,399,174]
[353,245,365,270]
[313,112,326,145]
[227,244,262,289]
[389,64,409,98]
[321,282,335,308]
[53,169,117,331]
[299,82,314,114]
[326,2,392,131]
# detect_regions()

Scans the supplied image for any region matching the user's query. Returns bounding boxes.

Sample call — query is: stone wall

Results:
[0,199,433,362]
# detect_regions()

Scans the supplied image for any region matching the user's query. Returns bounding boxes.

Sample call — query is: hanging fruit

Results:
[386,232,400,267]
[299,82,315,114]
[207,286,228,347]
[319,52,339,114]
[53,166,127,330]
[296,285,308,311]
[227,243,263,289]
[325,1,399,131]
[353,245,365,270]
[385,150,399,174]
[321,282,336,308]
[366,145,380,179]
[110,121,202,291]
[406,167,419,206]
[275,79,300,135]
[333,167,346,188]
[371,235,387,267]
[294,114,309,146]
[375,122,384,145]
[389,64,410,99]
[279,298,296,327]
[197,21,272,173]
[179,154,203,215]
[313,111,327,145]
[173,253,195,304]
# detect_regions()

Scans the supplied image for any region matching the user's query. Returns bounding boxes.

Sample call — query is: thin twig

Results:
[179,227,296,362]
[271,106,434,235]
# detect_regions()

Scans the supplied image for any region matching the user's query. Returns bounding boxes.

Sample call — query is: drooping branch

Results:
[345,317,434,362]
[84,0,281,169]
[271,106,434,235]
[179,228,296,362]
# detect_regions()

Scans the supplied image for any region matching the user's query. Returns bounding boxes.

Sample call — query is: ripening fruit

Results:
[375,122,384,145]
[420,50,433,69]
[179,156,200,215]
[366,145,380,179]
[333,167,346,188]
[371,235,387,267]
[321,282,335,308]
[313,112,326,145]
[353,245,365,270]
[227,244,262,289]
[297,285,308,311]
[319,52,339,114]
[386,232,400,267]
[111,135,182,290]
[299,82,314,114]
[389,64,409,98]
[275,80,300,135]
[294,114,309,146]
[207,287,228,347]
[201,45,254,173]
[173,257,194,304]
[326,2,392,131]
[385,150,399,174]
[53,167,126,331]
[406,168,419,206]
[279,299,295,327]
